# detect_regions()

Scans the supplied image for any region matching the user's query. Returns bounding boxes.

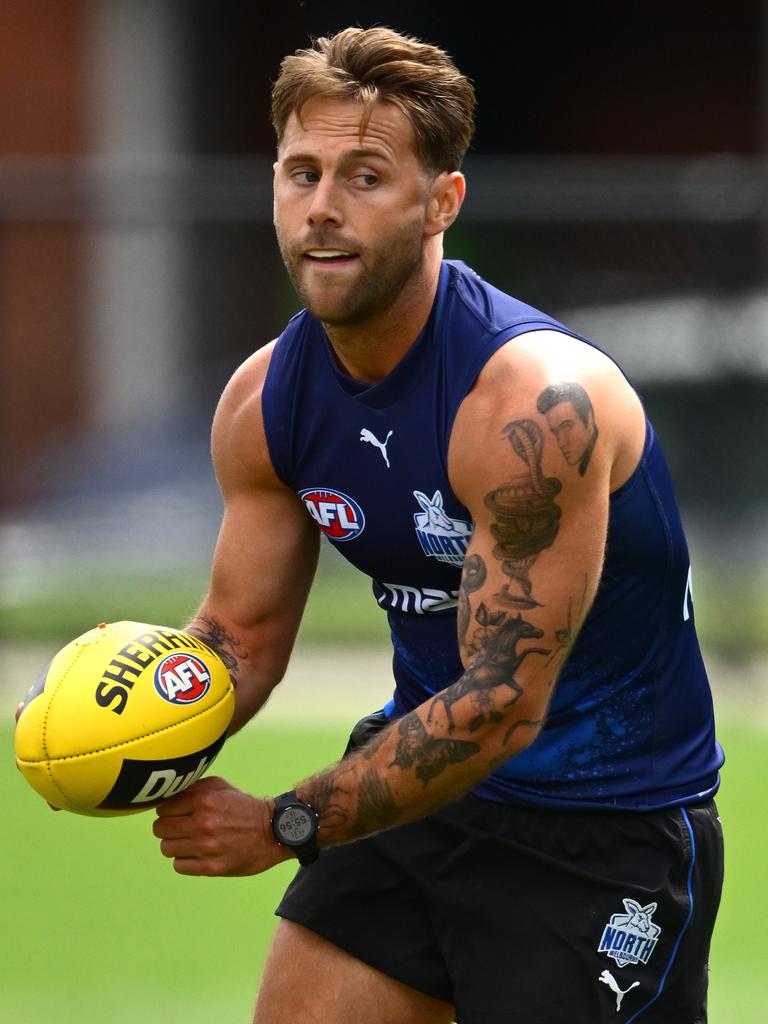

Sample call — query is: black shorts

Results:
[276,736,723,1023]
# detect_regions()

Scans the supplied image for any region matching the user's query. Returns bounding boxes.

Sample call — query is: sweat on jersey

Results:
[262,259,723,811]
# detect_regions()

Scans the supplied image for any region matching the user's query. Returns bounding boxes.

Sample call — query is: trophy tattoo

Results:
[485,419,562,609]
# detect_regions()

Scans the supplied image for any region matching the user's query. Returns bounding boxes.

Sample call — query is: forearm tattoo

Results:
[435,608,550,734]
[390,714,479,787]
[187,614,246,682]
[346,767,401,839]
[300,760,355,830]
[298,599,555,844]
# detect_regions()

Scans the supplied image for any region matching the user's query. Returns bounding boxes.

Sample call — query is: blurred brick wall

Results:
[0,0,86,507]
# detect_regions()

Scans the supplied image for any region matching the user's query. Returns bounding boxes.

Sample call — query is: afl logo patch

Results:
[154,654,212,704]
[300,487,365,542]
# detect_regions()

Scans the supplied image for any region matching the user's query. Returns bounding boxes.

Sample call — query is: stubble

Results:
[276,218,426,327]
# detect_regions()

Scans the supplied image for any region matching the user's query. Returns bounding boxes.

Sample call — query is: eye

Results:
[351,173,379,188]
[291,170,320,185]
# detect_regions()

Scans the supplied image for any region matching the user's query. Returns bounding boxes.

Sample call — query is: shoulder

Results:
[211,341,281,493]
[449,329,646,503]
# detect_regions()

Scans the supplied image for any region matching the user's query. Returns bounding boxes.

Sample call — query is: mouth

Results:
[303,249,359,266]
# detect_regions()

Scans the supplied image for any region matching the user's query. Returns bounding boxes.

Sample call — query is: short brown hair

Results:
[271,26,476,173]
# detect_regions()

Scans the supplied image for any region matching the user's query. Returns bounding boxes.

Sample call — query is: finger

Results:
[154,776,229,817]
[189,775,229,792]
[172,857,213,876]
[15,702,23,723]
[153,816,192,840]
[155,793,197,817]
[159,838,199,860]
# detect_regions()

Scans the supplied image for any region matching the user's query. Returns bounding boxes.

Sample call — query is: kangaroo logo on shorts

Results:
[413,490,472,567]
[300,487,365,541]
[598,898,662,968]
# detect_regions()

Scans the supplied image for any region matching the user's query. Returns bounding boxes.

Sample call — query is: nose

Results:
[306,176,343,227]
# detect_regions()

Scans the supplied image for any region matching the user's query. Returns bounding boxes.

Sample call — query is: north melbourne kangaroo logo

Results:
[598,899,662,968]
[360,428,393,467]
[599,970,640,1012]
[413,490,472,567]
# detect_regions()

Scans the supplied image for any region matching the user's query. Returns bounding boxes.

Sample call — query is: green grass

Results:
[2,721,347,1023]
[707,722,767,1022]
[691,570,768,660]
[2,718,765,1022]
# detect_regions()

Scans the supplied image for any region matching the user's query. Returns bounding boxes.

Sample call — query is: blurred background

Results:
[1,0,767,664]
[1,2,766,1020]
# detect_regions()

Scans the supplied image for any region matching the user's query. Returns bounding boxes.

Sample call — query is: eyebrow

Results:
[281,147,393,166]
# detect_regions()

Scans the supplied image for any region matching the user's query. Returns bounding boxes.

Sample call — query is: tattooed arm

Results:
[185,343,320,733]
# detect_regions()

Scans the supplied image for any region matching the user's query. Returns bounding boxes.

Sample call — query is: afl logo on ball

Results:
[154,654,212,705]
[299,487,365,542]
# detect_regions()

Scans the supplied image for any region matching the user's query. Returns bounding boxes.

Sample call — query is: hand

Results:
[152,776,293,876]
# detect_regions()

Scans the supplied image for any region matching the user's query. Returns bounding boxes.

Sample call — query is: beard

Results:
[276,217,425,327]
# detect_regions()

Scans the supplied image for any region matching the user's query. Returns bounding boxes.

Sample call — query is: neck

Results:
[323,246,443,385]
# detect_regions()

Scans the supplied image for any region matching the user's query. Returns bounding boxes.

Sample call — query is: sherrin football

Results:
[14,621,235,816]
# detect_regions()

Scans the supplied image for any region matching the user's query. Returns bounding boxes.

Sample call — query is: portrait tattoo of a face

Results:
[536,382,599,477]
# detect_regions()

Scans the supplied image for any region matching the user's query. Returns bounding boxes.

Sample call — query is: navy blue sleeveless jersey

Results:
[262,260,723,810]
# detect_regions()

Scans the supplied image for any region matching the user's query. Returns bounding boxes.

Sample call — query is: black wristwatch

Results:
[271,791,320,865]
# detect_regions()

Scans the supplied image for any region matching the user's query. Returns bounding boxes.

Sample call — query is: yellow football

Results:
[14,621,235,816]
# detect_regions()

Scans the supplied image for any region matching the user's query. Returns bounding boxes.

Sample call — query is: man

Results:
[153,27,724,1024]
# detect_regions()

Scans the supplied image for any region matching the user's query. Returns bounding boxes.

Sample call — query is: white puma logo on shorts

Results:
[599,969,640,1012]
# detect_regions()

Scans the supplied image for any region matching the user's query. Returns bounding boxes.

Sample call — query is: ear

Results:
[414,491,430,511]
[424,171,466,237]
[431,491,443,508]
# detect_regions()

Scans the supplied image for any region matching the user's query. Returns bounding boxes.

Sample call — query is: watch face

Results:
[277,805,315,845]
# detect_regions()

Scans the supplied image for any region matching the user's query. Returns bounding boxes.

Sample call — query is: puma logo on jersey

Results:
[599,970,640,1012]
[683,564,693,621]
[360,428,393,467]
